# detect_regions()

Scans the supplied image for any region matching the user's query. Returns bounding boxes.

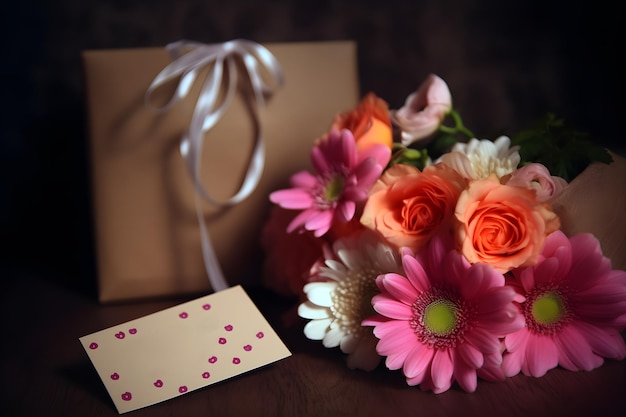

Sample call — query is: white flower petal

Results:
[298,301,332,320]
[303,318,333,340]
[323,326,346,348]
[438,136,520,179]
[304,282,337,307]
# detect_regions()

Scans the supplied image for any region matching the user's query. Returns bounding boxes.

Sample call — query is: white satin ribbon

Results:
[145,39,284,292]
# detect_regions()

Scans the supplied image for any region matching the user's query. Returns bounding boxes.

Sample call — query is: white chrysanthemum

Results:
[297,231,403,371]
[437,136,520,179]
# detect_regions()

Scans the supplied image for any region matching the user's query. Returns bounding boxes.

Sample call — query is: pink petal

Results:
[353,157,384,187]
[402,342,433,378]
[310,145,330,174]
[372,295,414,320]
[479,351,506,381]
[380,274,419,305]
[540,230,571,262]
[385,349,412,371]
[453,353,478,393]
[555,325,603,371]
[475,302,525,335]
[319,129,355,170]
[532,257,560,286]
[464,326,501,354]
[573,300,626,321]
[572,281,626,307]
[361,313,389,327]
[269,188,314,209]
[402,255,431,292]
[549,245,573,282]
[431,349,454,391]
[424,234,449,277]
[570,322,626,360]
[457,263,491,300]
[375,326,418,357]
[504,328,530,352]
[342,186,369,202]
[476,287,517,314]
[337,129,357,168]
[287,209,317,233]
[502,349,524,377]
[524,334,558,377]
[368,316,409,338]
[569,237,612,291]
[406,361,430,386]
[290,170,318,188]
[456,342,484,369]
[357,143,391,168]
[517,267,536,294]
[337,200,356,223]
[304,210,334,237]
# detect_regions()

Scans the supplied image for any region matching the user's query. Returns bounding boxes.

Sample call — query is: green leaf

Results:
[511,114,612,182]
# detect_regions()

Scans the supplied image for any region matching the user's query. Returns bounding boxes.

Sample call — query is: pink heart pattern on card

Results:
[79,286,291,414]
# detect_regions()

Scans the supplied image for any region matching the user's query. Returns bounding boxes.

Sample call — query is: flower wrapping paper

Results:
[551,151,626,271]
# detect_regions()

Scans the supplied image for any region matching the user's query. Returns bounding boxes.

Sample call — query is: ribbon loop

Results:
[146,39,283,206]
[145,39,283,292]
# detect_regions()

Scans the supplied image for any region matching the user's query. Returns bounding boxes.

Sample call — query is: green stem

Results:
[449,109,475,139]
[438,125,457,134]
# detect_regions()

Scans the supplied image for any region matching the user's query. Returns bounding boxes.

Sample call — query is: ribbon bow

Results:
[145,39,284,292]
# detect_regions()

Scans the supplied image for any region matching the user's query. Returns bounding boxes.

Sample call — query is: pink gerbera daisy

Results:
[503,230,626,378]
[270,129,390,237]
[363,236,524,393]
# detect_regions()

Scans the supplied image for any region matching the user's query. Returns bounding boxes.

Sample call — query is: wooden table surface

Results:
[3,276,625,417]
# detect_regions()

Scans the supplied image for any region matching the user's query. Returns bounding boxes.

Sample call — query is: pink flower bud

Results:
[391,74,452,146]
[505,163,568,202]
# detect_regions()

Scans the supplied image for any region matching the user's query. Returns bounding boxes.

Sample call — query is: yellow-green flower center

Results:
[531,292,564,325]
[423,299,457,336]
[523,286,571,335]
[412,288,472,349]
[324,176,345,202]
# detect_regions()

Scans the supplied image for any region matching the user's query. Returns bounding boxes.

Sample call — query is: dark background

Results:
[1,0,624,298]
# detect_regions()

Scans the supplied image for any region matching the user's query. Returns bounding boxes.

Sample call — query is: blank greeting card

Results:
[79,286,291,413]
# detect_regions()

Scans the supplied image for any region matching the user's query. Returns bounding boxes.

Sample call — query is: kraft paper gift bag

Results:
[83,40,359,303]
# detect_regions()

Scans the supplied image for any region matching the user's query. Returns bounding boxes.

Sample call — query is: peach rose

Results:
[361,163,467,252]
[330,92,393,151]
[455,175,561,273]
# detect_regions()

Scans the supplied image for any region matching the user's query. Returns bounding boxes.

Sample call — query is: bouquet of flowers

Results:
[260,74,626,393]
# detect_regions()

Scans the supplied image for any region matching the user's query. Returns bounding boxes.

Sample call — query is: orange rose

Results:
[455,175,560,273]
[331,92,393,151]
[361,163,467,252]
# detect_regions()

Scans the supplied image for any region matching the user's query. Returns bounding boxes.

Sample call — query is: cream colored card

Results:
[79,286,291,413]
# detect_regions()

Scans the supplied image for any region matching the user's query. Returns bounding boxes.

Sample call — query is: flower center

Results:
[324,175,345,202]
[330,268,379,335]
[523,286,571,334]
[424,300,457,336]
[531,293,564,325]
[411,287,473,349]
